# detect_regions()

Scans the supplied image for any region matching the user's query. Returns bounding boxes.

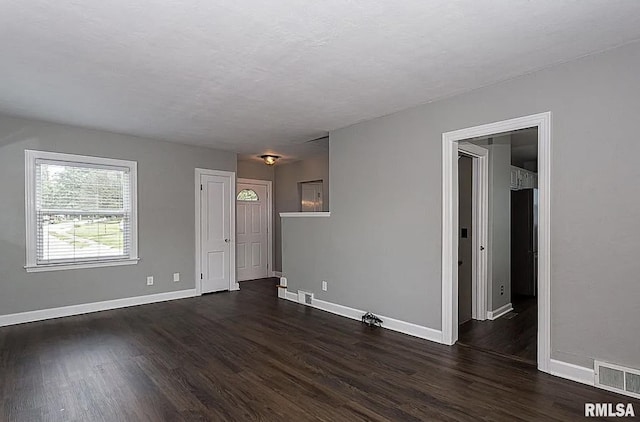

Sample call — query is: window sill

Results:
[25,258,140,273]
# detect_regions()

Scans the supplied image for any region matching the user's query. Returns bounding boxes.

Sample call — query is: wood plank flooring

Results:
[1,279,636,421]
[458,295,538,364]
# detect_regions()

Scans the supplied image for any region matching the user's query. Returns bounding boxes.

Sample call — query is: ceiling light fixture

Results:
[260,154,280,166]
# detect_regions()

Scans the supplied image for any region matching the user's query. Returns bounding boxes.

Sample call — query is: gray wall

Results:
[282,40,640,369]
[237,159,275,182]
[275,154,329,271]
[237,155,329,273]
[487,140,511,311]
[0,114,236,315]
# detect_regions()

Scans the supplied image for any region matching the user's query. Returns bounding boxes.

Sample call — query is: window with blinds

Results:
[25,150,138,272]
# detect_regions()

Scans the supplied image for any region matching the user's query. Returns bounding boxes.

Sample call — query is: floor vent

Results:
[297,290,314,305]
[595,361,640,399]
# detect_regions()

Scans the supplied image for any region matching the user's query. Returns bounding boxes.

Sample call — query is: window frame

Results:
[24,150,139,272]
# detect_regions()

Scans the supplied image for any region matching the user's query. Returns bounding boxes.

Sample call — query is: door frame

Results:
[441,112,551,373]
[195,168,238,295]
[237,178,274,278]
[458,143,489,321]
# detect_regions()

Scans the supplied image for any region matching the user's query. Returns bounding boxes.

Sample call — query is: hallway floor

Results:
[458,295,537,364]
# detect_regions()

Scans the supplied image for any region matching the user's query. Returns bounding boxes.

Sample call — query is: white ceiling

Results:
[1,1,640,160]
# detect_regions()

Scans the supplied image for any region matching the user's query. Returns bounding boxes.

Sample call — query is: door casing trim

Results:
[441,112,551,373]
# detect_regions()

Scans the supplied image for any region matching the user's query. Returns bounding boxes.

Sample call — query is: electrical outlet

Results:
[500,285,504,295]
[173,273,180,282]
[146,276,154,286]
[322,280,327,291]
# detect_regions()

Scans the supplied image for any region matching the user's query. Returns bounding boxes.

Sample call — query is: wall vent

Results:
[297,290,314,305]
[595,361,640,399]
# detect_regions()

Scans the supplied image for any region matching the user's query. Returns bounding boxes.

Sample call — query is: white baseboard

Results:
[283,289,297,301]
[549,359,595,386]
[271,271,283,277]
[279,286,595,389]
[0,289,197,328]
[487,303,513,320]
[279,287,442,344]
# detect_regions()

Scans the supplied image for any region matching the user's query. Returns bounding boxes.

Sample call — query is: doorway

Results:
[236,178,273,281]
[441,112,551,373]
[457,143,489,323]
[458,155,474,326]
[195,169,237,294]
[456,128,539,364]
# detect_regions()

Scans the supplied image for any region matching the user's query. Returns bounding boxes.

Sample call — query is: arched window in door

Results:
[237,189,259,201]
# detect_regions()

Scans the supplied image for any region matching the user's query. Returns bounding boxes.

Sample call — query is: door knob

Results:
[480,246,485,251]
[225,238,231,243]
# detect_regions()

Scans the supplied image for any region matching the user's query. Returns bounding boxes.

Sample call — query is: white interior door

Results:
[199,173,232,293]
[237,181,268,281]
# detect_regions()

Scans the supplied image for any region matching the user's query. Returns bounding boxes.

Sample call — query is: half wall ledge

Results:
[279,212,331,218]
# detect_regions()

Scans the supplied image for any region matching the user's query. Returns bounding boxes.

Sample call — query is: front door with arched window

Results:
[236,181,270,281]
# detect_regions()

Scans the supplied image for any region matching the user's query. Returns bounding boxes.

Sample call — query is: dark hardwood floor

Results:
[1,280,635,421]
[458,295,538,364]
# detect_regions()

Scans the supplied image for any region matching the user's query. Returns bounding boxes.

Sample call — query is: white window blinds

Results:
[25,151,138,271]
